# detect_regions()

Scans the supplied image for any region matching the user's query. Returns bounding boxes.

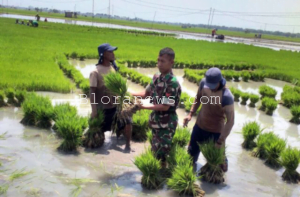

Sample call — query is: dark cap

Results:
[97,43,117,57]
[204,67,223,89]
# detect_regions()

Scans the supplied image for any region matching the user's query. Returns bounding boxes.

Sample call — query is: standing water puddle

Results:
[0,60,299,197]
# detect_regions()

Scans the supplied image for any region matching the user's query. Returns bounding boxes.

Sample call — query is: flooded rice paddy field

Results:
[1,14,300,52]
[0,60,299,197]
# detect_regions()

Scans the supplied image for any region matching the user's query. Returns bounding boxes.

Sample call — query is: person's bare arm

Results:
[130,84,151,99]
[140,104,170,111]
[217,104,235,143]
[89,71,98,118]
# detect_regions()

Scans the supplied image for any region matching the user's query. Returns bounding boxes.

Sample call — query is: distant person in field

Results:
[183,67,235,172]
[89,43,133,151]
[44,18,48,22]
[35,14,40,21]
[212,29,217,37]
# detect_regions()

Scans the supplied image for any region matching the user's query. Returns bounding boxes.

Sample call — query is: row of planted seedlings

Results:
[0,88,27,108]
[281,85,300,124]
[56,54,90,96]
[241,121,300,183]
[118,63,199,116]
[120,29,176,37]
[230,87,260,108]
[184,69,265,84]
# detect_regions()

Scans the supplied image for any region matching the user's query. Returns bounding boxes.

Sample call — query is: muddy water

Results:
[0,62,299,197]
[1,14,300,52]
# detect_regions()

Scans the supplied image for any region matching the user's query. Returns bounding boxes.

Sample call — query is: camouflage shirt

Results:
[146,71,181,130]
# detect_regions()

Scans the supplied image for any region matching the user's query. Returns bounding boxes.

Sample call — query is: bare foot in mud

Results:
[124,146,135,153]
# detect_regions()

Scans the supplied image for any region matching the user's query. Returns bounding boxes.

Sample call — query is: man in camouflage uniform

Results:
[131,47,181,165]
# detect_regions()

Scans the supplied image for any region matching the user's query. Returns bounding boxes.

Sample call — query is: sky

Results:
[4,0,300,33]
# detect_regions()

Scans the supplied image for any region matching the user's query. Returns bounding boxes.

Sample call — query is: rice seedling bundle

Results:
[290,105,300,124]
[249,94,259,107]
[280,146,300,183]
[82,110,105,148]
[52,103,78,131]
[133,148,163,189]
[259,85,277,99]
[281,85,300,108]
[250,71,265,81]
[240,93,250,105]
[231,88,241,102]
[180,92,190,103]
[222,70,233,81]
[146,130,153,144]
[241,71,251,82]
[198,139,225,184]
[132,110,151,142]
[15,90,27,107]
[5,88,17,105]
[167,164,205,197]
[104,72,141,136]
[251,132,277,159]
[172,127,191,147]
[242,121,261,150]
[260,97,276,112]
[265,137,286,168]
[55,114,86,151]
[265,98,278,115]
[166,145,192,171]
[0,90,6,107]
[21,93,53,128]
[233,72,240,81]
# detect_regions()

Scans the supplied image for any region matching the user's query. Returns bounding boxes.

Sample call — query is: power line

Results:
[31,0,91,3]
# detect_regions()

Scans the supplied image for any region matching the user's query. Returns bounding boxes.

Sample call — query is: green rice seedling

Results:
[52,103,77,131]
[251,132,277,159]
[79,79,90,96]
[0,185,9,195]
[281,91,300,108]
[241,71,251,82]
[198,139,225,184]
[280,146,300,183]
[265,98,278,115]
[56,115,85,151]
[21,93,53,127]
[260,97,273,111]
[133,148,163,189]
[15,90,27,107]
[167,164,205,197]
[0,90,6,107]
[172,127,191,147]
[132,110,151,142]
[241,121,261,150]
[290,105,300,124]
[146,130,152,144]
[36,105,54,128]
[5,88,17,105]
[223,70,233,81]
[259,85,277,99]
[166,145,192,172]
[233,89,242,102]
[9,168,33,181]
[233,72,240,81]
[249,94,259,107]
[240,93,250,105]
[83,110,105,148]
[180,92,190,104]
[265,137,286,168]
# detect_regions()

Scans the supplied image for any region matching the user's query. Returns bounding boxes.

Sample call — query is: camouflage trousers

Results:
[151,128,175,162]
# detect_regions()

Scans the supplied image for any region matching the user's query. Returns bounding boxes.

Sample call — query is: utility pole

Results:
[151,11,157,29]
[207,8,212,35]
[210,9,215,27]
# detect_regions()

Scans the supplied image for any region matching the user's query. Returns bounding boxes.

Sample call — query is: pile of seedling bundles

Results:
[134,126,230,196]
[241,121,300,183]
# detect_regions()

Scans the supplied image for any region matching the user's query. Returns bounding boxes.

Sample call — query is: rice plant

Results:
[265,137,286,168]
[242,121,261,150]
[240,93,250,105]
[166,145,192,172]
[180,92,190,104]
[241,71,251,82]
[21,93,53,127]
[167,164,205,197]
[172,127,191,147]
[53,103,77,121]
[265,98,278,115]
[251,132,277,159]
[5,88,17,105]
[56,114,86,151]
[290,105,300,124]
[0,90,6,107]
[0,185,8,195]
[249,94,259,107]
[233,72,240,81]
[259,85,277,99]
[9,168,33,181]
[233,89,242,102]
[146,130,153,144]
[15,90,27,106]
[198,139,225,184]
[82,110,105,148]
[280,146,300,183]
[132,110,151,142]
[133,148,163,189]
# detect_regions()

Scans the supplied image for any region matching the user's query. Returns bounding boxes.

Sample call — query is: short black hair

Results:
[159,47,175,60]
